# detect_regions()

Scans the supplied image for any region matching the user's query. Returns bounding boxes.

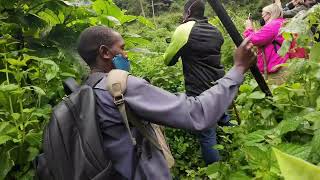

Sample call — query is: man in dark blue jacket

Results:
[164,0,231,165]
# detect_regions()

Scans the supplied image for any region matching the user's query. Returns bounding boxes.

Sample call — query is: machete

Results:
[207,0,272,96]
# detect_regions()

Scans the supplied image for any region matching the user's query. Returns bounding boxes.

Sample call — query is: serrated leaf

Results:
[23,86,46,96]
[239,84,254,93]
[0,122,16,135]
[0,135,12,145]
[278,40,291,57]
[316,97,320,111]
[206,163,221,179]
[304,111,320,130]
[6,58,27,66]
[310,130,320,160]
[273,148,320,180]
[0,84,19,92]
[274,118,303,136]
[27,147,39,162]
[25,132,42,146]
[248,91,265,99]
[261,109,273,119]
[243,146,270,169]
[137,16,155,29]
[243,130,268,145]
[0,151,14,179]
[228,171,251,180]
[106,16,121,25]
[42,60,59,81]
[276,143,311,160]
[310,42,320,62]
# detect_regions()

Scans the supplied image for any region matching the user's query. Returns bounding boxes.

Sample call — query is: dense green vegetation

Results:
[0,0,319,179]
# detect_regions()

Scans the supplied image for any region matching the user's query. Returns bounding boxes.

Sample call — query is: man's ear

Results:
[99,45,113,60]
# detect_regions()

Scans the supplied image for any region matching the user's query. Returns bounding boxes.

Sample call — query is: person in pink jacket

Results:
[244,3,289,75]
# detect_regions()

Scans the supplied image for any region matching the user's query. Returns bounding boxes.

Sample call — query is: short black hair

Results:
[184,0,205,18]
[77,26,117,67]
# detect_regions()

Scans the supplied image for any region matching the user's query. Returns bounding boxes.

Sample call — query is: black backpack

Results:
[34,71,174,179]
[34,74,117,180]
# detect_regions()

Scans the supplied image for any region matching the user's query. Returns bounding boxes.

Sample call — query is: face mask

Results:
[112,54,131,72]
[259,18,266,26]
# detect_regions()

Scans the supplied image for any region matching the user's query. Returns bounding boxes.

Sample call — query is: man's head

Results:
[77,26,127,72]
[183,0,205,22]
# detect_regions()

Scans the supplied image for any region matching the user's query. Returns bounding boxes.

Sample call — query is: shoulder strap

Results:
[272,40,282,53]
[106,70,161,150]
[86,72,106,88]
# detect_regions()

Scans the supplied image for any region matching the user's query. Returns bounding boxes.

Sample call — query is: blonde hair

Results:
[263,4,283,21]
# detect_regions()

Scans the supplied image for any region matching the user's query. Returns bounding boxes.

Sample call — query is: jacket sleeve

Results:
[125,67,244,131]
[163,21,195,66]
[283,6,306,18]
[243,24,276,47]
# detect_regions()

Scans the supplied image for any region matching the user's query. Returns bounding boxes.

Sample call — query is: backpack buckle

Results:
[114,94,124,105]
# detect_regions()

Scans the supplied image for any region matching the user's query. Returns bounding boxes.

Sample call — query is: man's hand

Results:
[233,38,256,75]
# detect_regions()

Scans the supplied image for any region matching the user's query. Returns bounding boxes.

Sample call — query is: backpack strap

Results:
[106,70,162,150]
[272,40,282,53]
[86,72,106,88]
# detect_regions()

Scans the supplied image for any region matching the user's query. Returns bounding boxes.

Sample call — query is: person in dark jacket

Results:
[275,0,317,18]
[76,26,256,179]
[163,0,231,165]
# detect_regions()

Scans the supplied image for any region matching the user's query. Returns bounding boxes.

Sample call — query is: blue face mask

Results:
[112,54,131,72]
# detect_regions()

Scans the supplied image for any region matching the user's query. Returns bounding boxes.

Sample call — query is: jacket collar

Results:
[185,16,208,23]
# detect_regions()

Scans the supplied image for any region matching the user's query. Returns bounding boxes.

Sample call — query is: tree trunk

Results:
[151,0,157,28]
[139,0,146,17]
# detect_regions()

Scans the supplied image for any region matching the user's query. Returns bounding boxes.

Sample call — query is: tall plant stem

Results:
[139,0,146,17]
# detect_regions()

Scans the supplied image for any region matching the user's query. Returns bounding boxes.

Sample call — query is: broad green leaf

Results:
[228,171,251,180]
[25,132,42,146]
[60,72,76,77]
[0,135,12,145]
[304,111,320,130]
[137,16,156,29]
[0,122,16,136]
[276,143,311,160]
[106,16,121,26]
[243,130,268,145]
[310,42,320,62]
[125,37,150,47]
[27,147,39,162]
[239,84,254,93]
[316,97,320,111]
[206,163,221,179]
[243,146,270,169]
[0,84,19,92]
[0,151,14,179]
[93,0,122,17]
[274,118,303,136]
[42,60,59,81]
[273,148,320,180]
[261,109,273,119]
[6,58,27,66]
[282,32,293,41]
[248,91,265,100]
[37,9,62,26]
[119,15,137,24]
[278,40,291,57]
[310,130,320,160]
[11,113,21,121]
[23,86,46,96]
